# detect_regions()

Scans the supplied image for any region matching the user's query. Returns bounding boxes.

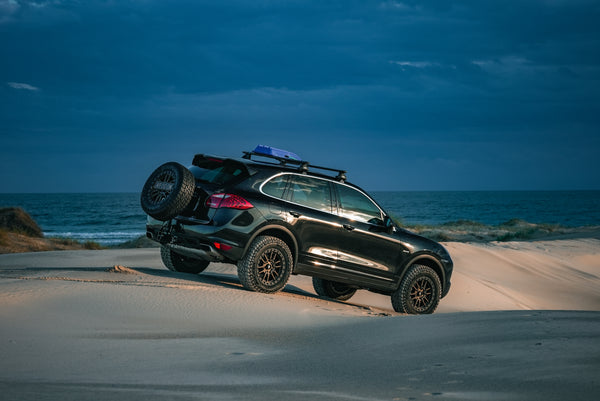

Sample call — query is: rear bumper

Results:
[167,243,224,262]
[146,215,249,262]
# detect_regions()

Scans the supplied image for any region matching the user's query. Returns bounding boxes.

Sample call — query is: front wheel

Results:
[312,277,357,301]
[237,236,293,293]
[391,264,441,314]
[161,245,210,274]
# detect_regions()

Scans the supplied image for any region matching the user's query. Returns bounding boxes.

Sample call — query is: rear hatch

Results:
[177,155,252,222]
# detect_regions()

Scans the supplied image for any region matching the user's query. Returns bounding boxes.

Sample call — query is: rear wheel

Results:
[141,162,195,221]
[161,245,210,274]
[237,236,293,293]
[391,264,441,314]
[312,277,357,301]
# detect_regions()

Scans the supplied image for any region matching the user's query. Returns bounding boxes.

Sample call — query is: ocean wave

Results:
[44,231,146,245]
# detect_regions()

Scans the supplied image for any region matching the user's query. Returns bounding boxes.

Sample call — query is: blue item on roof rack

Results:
[253,145,301,161]
[243,145,347,182]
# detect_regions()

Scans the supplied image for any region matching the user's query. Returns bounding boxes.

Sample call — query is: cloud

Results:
[378,1,416,11]
[7,81,40,91]
[0,0,19,23]
[471,56,551,77]
[389,61,457,73]
[390,61,437,68]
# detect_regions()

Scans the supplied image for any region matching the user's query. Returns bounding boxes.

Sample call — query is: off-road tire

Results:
[237,235,293,293]
[312,277,357,301]
[141,162,195,221]
[391,264,441,314]
[161,245,210,274]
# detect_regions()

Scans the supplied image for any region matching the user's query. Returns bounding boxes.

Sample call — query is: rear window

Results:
[191,157,249,186]
[262,175,289,198]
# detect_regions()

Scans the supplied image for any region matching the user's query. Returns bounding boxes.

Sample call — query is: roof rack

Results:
[242,146,347,182]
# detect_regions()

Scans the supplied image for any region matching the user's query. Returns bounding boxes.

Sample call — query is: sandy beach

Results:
[1,238,599,400]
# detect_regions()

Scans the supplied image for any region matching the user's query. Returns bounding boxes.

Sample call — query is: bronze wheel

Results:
[257,248,284,286]
[409,275,435,313]
[392,264,441,314]
[237,235,293,293]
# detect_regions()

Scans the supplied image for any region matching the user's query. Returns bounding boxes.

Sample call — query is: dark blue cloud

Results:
[1,0,599,192]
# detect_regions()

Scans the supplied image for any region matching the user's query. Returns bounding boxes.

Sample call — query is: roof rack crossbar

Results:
[242,151,347,182]
[242,151,301,166]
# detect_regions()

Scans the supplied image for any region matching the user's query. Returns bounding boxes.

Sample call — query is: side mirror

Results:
[383,215,395,232]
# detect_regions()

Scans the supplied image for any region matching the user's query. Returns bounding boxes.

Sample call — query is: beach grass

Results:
[401,219,595,242]
[47,237,105,250]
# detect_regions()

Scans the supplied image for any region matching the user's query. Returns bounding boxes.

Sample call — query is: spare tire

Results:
[141,162,195,221]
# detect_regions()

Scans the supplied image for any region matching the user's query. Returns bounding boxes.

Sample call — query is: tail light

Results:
[214,242,233,251]
[206,193,253,209]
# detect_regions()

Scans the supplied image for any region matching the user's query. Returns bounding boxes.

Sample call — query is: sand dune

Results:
[441,239,600,312]
[1,239,599,400]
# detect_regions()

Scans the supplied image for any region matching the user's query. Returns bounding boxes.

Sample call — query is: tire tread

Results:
[141,162,195,221]
[237,236,292,293]
[391,264,441,314]
[312,277,357,301]
[161,245,209,274]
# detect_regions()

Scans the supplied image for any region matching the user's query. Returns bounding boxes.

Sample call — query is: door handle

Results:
[343,224,355,231]
[289,211,301,218]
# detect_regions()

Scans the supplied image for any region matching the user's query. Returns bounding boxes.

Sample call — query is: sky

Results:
[1,0,599,192]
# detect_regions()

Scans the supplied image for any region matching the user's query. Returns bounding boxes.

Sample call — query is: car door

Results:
[283,174,342,270]
[331,183,408,284]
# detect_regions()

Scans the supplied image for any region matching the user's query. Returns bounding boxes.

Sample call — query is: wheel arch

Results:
[244,224,299,267]
[397,253,445,292]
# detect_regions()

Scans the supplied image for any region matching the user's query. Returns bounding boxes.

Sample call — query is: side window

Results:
[335,184,382,224]
[262,175,289,199]
[288,175,332,213]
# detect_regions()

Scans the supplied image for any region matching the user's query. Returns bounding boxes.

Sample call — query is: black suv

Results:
[141,146,453,314]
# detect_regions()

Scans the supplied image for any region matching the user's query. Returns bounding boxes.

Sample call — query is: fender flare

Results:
[243,223,299,266]
[395,252,445,290]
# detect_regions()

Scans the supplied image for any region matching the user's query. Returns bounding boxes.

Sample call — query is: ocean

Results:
[0,193,145,246]
[1,191,599,245]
